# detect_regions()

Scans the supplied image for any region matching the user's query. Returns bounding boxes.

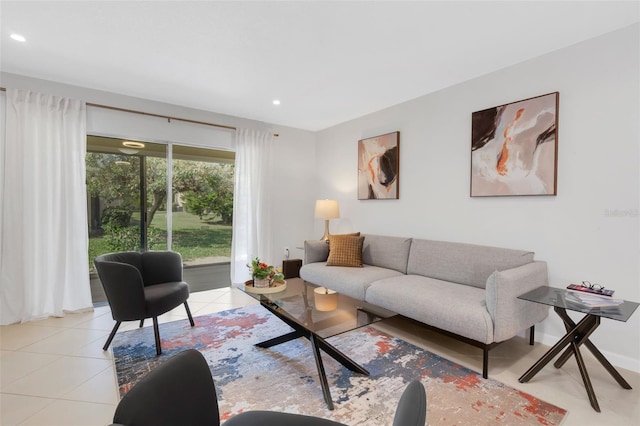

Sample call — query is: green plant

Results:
[103,224,138,251]
[103,224,164,252]
[101,207,132,228]
[248,258,272,279]
[248,258,284,281]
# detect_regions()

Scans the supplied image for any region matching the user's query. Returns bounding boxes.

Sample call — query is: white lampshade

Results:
[314,199,340,219]
[314,287,338,311]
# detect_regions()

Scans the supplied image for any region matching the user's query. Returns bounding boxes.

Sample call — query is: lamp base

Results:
[320,219,331,243]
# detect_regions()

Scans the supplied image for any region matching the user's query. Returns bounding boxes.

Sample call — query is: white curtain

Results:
[0,89,92,324]
[230,129,274,285]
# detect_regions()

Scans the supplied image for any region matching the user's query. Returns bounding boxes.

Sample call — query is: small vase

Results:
[253,277,271,288]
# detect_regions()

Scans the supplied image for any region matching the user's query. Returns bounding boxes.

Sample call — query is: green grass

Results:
[88,211,231,270]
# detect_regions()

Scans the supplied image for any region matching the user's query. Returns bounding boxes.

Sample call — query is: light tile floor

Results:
[1,287,638,425]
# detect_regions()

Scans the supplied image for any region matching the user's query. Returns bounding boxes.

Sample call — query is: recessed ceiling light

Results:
[272,99,281,106]
[10,33,26,42]
[115,161,131,166]
[118,148,139,155]
[122,141,145,149]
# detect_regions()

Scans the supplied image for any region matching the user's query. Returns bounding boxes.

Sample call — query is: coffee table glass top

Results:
[518,286,639,322]
[243,278,397,339]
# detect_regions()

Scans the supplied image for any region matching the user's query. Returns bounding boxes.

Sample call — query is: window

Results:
[86,136,234,271]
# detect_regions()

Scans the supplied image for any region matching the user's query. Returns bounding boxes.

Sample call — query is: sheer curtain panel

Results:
[230,129,274,285]
[1,89,92,324]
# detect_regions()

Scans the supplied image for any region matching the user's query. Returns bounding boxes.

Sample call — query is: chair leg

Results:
[103,321,122,351]
[184,302,195,327]
[139,319,144,328]
[153,317,162,356]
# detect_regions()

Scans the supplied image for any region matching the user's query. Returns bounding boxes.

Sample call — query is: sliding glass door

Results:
[86,136,234,271]
[170,145,234,266]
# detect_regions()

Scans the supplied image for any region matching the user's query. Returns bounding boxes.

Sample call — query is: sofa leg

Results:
[529,325,535,345]
[153,317,162,356]
[139,319,144,328]
[482,346,489,379]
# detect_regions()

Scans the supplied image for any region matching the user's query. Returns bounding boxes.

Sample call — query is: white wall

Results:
[0,72,317,271]
[315,24,640,371]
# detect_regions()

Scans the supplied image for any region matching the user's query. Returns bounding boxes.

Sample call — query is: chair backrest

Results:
[95,251,144,272]
[392,380,427,426]
[111,349,220,426]
[95,251,183,286]
[140,251,183,285]
[94,253,146,321]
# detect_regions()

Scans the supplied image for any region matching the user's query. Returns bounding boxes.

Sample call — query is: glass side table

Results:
[517,286,639,412]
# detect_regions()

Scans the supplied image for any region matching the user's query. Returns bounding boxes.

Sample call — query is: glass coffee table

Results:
[517,286,639,412]
[242,278,397,410]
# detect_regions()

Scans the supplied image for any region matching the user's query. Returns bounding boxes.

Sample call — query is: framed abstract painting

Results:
[358,131,400,200]
[470,92,559,197]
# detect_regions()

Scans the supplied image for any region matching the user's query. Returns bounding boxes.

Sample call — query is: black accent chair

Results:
[111,349,427,426]
[94,251,195,356]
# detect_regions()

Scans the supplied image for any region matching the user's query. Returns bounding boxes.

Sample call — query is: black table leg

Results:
[310,334,334,410]
[519,309,597,383]
[568,331,601,412]
[312,333,369,375]
[519,306,635,412]
[255,301,370,410]
[256,330,305,348]
[582,339,632,389]
[553,310,632,389]
[553,309,599,369]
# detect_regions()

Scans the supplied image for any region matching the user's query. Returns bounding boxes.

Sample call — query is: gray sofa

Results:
[300,234,549,378]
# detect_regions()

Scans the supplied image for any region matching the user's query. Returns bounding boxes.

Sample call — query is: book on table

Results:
[566,283,615,297]
[564,291,624,308]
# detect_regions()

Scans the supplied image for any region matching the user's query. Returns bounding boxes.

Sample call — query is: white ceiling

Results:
[1,1,638,131]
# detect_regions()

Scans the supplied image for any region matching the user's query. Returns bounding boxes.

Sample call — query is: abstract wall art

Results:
[358,131,399,200]
[471,92,559,197]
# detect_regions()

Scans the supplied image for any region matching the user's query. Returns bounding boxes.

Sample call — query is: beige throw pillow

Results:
[328,232,360,249]
[326,234,365,267]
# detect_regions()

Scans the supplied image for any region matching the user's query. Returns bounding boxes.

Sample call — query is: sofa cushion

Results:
[304,240,330,264]
[406,239,534,289]
[326,235,365,267]
[365,275,494,343]
[300,262,403,300]
[361,234,412,273]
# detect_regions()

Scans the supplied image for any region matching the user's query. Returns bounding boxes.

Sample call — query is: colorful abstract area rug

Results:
[112,305,567,425]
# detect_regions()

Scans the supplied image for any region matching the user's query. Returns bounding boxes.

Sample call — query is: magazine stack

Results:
[565,284,623,308]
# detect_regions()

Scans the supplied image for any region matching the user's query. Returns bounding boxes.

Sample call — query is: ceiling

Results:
[1,1,638,131]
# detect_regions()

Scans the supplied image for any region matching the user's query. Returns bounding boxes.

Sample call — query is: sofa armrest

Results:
[304,240,329,264]
[486,261,550,342]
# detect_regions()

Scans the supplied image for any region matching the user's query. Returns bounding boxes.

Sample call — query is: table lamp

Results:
[314,287,338,311]
[314,199,340,242]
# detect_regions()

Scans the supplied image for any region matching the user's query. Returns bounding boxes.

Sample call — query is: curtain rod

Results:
[0,86,280,136]
[0,86,234,131]
[85,102,237,131]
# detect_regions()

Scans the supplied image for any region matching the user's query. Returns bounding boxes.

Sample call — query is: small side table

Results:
[282,258,302,278]
[517,286,639,412]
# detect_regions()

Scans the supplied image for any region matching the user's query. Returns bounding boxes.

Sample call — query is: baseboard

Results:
[538,331,640,374]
